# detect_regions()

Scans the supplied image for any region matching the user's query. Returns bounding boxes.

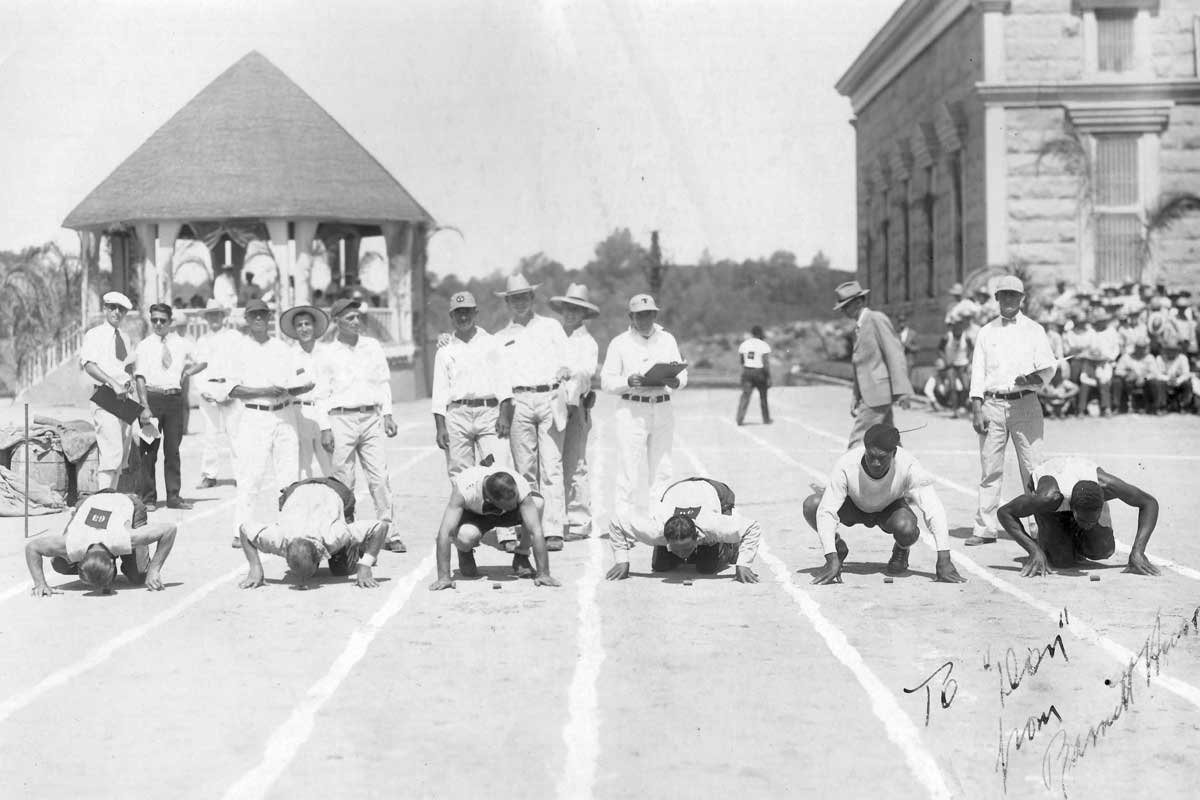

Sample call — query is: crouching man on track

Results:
[605,476,762,583]
[802,424,965,585]
[997,455,1160,577]
[238,477,389,590]
[429,463,561,590]
[26,491,177,596]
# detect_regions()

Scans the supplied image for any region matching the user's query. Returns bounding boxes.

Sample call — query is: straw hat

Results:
[832,281,870,310]
[494,273,541,297]
[549,283,599,318]
[279,305,330,340]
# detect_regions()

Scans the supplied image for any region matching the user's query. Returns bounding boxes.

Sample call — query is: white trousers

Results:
[974,393,1044,536]
[613,399,675,515]
[199,399,240,480]
[295,402,331,479]
[234,405,298,528]
[328,411,393,521]
[561,404,592,535]
[445,404,512,477]
[91,403,131,490]
[509,392,565,536]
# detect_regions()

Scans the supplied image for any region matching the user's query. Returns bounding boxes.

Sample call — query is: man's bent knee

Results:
[884,509,920,548]
[454,524,483,550]
[802,492,822,529]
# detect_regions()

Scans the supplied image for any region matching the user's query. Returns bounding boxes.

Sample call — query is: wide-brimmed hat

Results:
[550,283,599,318]
[994,275,1025,295]
[832,281,870,310]
[494,273,541,298]
[203,298,228,316]
[280,305,330,340]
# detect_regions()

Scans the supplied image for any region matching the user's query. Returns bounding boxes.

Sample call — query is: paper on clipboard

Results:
[642,362,688,386]
[139,419,161,444]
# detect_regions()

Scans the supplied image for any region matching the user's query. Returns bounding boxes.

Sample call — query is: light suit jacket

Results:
[852,308,913,407]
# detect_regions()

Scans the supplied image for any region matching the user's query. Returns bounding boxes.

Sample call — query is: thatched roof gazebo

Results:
[63,50,435,385]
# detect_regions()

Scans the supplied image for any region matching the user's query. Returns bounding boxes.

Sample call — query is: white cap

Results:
[102,291,133,310]
[628,294,659,313]
[994,275,1025,295]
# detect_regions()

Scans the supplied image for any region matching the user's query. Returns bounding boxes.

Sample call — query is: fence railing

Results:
[16,324,84,392]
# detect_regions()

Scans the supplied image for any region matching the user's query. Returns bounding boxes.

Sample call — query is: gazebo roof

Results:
[63,51,434,231]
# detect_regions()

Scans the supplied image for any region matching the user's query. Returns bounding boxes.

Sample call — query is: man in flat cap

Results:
[79,291,137,490]
[551,283,600,540]
[832,280,912,449]
[431,291,513,476]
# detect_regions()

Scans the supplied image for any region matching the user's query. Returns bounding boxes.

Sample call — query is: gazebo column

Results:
[156,221,181,307]
[134,223,157,307]
[292,220,319,306]
[380,221,412,345]
[343,234,361,287]
[266,218,293,309]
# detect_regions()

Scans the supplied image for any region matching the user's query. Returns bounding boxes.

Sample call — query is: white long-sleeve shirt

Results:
[314,335,393,426]
[563,325,599,405]
[228,335,305,405]
[814,446,949,555]
[495,314,570,388]
[600,324,688,397]
[608,479,760,567]
[431,328,512,415]
[969,312,1056,398]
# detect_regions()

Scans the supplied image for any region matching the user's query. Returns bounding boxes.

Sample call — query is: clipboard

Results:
[90,384,144,424]
[642,361,688,387]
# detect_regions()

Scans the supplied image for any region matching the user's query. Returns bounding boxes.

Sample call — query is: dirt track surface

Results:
[2,386,1199,799]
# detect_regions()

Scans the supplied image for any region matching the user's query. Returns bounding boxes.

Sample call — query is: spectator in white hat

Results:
[280,303,331,479]
[79,291,136,490]
[550,283,600,540]
[967,275,1057,545]
[600,293,687,514]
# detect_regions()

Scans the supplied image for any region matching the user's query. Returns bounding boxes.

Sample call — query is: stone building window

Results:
[1096,10,1136,72]
[1094,134,1141,282]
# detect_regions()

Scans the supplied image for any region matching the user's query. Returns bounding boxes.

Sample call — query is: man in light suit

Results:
[834,281,913,449]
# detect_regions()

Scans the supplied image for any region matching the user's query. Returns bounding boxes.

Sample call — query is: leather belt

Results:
[330,405,378,414]
[207,378,227,383]
[450,398,499,408]
[513,383,559,394]
[295,400,315,406]
[621,393,671,404]
[147,387,182,395]
[985,390,1034,401]
[244,401,291,411]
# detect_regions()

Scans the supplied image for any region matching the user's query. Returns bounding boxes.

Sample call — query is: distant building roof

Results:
[64,51,434,230]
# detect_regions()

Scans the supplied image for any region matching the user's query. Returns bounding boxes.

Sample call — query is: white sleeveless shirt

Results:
[454,467,533,514]
[65,494,136,562]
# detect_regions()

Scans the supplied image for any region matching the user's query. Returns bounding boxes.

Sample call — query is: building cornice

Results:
[836,0,972,114]
[976,78,1200,106]
[1066,100,1173,133]
[1074,0,1159,11]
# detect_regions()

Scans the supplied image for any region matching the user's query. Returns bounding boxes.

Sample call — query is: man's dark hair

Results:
[663,514,698,543]
[751,326,765,339]
[148,303,173,318]
[285,539,321,583]
[1069,480,1104,513]
[863,424,901,452]
[79,546,117,593]
[482,472,520,507]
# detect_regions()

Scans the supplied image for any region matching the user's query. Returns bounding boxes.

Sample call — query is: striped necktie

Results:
[161,335,172,369]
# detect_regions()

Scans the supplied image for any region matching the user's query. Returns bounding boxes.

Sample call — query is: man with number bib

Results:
[606,477,761,583]
[25,491,178,596]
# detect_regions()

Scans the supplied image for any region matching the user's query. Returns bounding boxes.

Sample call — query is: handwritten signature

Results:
[903,661,957,726]
[984,634,1069,707]
[995,704,1063,792]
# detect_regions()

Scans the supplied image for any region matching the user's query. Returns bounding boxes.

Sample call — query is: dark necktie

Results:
[114,328,127,361]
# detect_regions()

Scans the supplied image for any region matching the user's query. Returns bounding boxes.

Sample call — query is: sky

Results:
[0,0,901,280]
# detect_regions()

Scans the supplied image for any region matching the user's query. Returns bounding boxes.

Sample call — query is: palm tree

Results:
[0,243,82,388]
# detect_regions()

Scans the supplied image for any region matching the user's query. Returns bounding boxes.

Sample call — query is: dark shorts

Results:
[1034,511,1116,568]
[835,497,912,530]
[459,507,524,532]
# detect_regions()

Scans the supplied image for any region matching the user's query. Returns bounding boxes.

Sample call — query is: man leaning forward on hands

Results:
[606,476,762,583]
[429,464,561,590]
[997,455,1160,577]
[802,424,965,585]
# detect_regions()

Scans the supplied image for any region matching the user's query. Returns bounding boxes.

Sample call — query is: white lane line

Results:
[730,421,1200,710]
[677,444,952,800]
[0,581,32,604]
[221,554,436,800]
[558,424,608,800]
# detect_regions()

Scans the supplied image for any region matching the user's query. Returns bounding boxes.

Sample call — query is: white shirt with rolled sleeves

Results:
[133,332,195,390]
[495,314,570,388]
[600,324,688,397]
[314,336,393,427]
[79,322,133,385]
[607,480,761,567]
[431,328,512,416]
[814,446,950,555]
[248,482,373,559]
[968,312,1057,398]
[563,325,599,405]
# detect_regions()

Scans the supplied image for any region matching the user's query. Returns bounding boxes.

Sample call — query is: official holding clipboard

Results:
[80,292,140,491]
[600,293,688,514]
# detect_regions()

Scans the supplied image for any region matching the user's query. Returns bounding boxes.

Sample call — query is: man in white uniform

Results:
[431,291,513,476]
[997,456,1160,577]
[735,325,772,425]
[494,274,572,550]
[802,424,965,585]
[280,304,331,479]
[79,291,137,490]
[600,294,687,515]
[238,477,389,590]
[550,283,600,540]
[194,301,243,489]
[316,298,404,552]
[606,477,761,583]
[428,465,561,590]
[25,491,177,596]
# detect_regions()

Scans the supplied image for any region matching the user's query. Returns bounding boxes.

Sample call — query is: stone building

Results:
[836,0,1200,327]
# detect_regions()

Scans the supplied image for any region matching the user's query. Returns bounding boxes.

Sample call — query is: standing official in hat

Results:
[966,275,1057,545]
[280,303,332,479]
[79,291,137,490]
[494,274,572,550]
[431,291,513,476]
[194,300,243,489]
[600,293,687,514]
[550,283,600,540]
[833,281,912,449]
[316,297,405,553]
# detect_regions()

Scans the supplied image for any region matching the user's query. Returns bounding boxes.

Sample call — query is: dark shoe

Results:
[545,536,564,551]
[166,499,194,510]
[195,477,217,489]
[886,544,910,575]
[964,535,997,546]
[384,538,407,553]
[512,553,535,578]
[835,534,849,565]
[458,548,479,578]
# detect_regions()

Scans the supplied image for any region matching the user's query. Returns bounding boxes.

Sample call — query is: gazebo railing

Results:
[16,324,84,393]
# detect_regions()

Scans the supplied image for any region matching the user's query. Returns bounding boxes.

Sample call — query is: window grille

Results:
[1097,10,1135,73]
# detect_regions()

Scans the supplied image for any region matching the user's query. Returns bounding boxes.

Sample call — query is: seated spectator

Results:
[1038,376,1080,419]
[1162,344,1195,413]
[937,314,974,417]
[1113,342,1165,414]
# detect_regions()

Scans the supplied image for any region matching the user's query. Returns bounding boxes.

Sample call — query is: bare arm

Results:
[25,535,68,596]
[520,496,560,587]
[355,520,390,588]
[238,526,266,589]
[1098,468,1161,575]
[997,477,1062,576]
[131,522,177,590]
[84,362,129,394]
[429,489,467,590]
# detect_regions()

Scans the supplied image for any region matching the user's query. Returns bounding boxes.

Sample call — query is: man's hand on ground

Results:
[428,576,455,591]
[238,569,265,589]
[1123,550,1161,576]
[30,584,60,597]
[1019,549,1053,578]
[355,565,379,588]
[533,574,562,588]
[144,568,165,591]
[734,566,759,584]
[811,555,842,585]
[605,562,630,581]
[933,551,966,583]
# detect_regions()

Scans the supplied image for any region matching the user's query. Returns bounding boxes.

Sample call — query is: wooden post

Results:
[23,403,29,539]
[134,223,157,307]
[266,219,292,308]
[413,224,431,396]
[293,221,319,306]
[156,221,181,308]
[380,221,411,345]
